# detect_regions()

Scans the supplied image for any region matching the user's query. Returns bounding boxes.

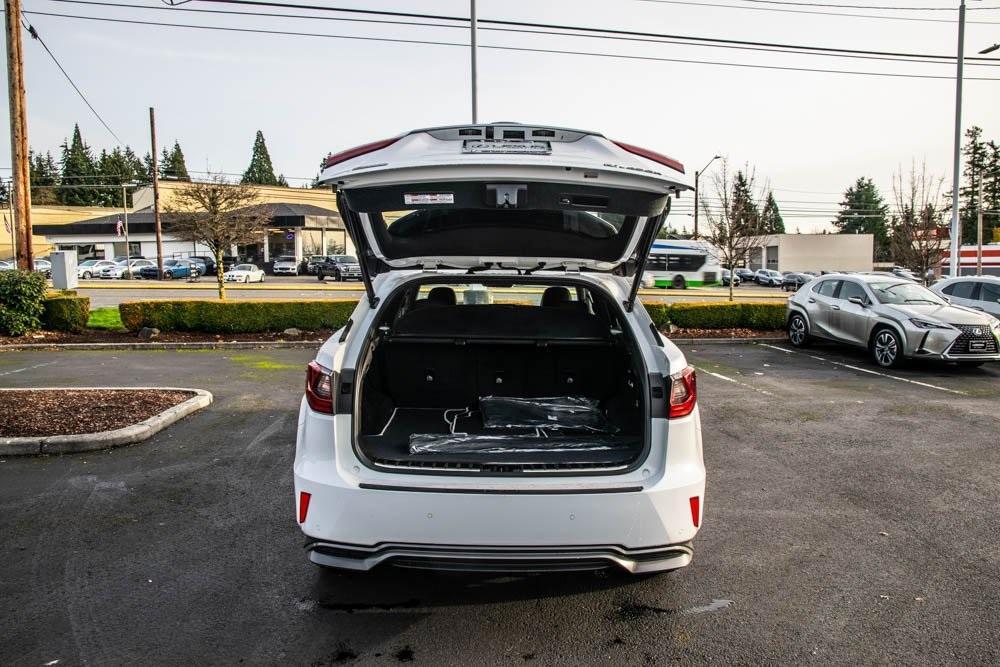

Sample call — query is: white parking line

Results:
[757,344,967,396]
[694,366,774,396]
[0,361,56,377]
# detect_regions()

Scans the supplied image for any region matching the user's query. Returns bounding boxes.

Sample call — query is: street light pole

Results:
[948,0,966,277]
[692,155,721,241]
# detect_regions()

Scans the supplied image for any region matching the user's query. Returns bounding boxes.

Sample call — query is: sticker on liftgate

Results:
[403,193,455,205]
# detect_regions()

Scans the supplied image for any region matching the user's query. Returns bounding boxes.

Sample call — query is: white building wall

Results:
[746,234,873,273]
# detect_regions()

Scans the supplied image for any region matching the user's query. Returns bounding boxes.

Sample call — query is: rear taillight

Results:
[322,136,401,169]
[668,366,697,419]
[298,491,311,524]
[611,140,685,174]
[305,361,335,414]
[689,496,701,528]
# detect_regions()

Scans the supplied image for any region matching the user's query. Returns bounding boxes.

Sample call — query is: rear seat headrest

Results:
[427,286,457,306]
[541,286,571,308]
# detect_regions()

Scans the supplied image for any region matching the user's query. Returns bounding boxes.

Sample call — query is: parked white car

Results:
[294,123,705,575]
[101,259,153,279]
[78,259,116,279]
[0,259,13,271]
[272,256,299,276]
[223,263,265,283]
[931,276,1000,318]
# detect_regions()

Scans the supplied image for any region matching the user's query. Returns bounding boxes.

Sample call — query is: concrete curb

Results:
[0,388,213,456]
[0,340,323,352]
[665,336,788,345]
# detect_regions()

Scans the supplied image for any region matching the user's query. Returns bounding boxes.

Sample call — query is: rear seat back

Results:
[381,304,615,407]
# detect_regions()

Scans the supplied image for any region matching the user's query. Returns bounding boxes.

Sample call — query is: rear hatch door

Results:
[319,125,691,306]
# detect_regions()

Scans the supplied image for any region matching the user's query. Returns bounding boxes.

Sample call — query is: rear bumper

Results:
[306,540,693,573]
[294,400,706,573]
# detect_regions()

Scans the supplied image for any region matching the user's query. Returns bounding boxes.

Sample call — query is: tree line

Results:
[0,125,290,208]
[833,125,999,265]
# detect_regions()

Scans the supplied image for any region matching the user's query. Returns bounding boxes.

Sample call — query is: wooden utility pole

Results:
[149,107,164,276]
[5,0,32,269]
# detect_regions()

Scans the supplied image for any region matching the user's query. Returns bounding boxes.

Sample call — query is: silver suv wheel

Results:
[872,329,901,368]
[788,314,808,347]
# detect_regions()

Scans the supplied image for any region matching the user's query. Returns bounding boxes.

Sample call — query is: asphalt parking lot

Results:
[1,344,998,664]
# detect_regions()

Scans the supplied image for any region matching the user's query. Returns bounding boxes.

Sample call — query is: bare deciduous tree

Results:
[890,161,947,284]
[699,160,771,300]
[165,175,272,299]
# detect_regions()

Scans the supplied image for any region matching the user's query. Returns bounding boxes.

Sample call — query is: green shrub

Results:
[43,295,91,333]
[118,299,359,333]
[0,270,48,336]
[740,301,787,330]
[668,301,743,329]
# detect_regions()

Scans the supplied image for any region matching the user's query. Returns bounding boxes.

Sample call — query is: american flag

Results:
[116,216,124,237]
[3,214,10,235]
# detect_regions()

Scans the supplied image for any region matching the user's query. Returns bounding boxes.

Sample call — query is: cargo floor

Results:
[357,407,640,468]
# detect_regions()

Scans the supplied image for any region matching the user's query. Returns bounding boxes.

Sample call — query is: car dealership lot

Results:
[1,346,998,664]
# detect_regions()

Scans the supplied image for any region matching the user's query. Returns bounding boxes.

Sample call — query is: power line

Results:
[18,15,126,145]
[36,0,1000,67]
[731,0,998,11]
[632,0,1000,24]
[183,0,999,62]
[21,10,1000,81]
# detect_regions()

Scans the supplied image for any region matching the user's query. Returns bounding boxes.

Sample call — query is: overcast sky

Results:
[2,0,998,232]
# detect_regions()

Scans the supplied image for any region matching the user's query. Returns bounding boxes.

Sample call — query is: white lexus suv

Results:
[294,123,705,574]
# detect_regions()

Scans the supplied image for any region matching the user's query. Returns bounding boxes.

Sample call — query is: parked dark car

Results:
[305,255,329,275]
[189,255,217,275]
[781,272,813,291]
[138,258,199,280]
[316,254,362,281]
[735,268,755,283]
[721,269,741,287]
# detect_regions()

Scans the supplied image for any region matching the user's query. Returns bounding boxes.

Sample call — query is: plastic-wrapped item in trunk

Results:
[479,395,618,433]
[409,432,636,455]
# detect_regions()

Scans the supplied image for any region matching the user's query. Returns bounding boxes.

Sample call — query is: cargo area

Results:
[354,282,648,473]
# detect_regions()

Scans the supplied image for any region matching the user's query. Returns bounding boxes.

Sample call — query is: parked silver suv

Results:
[787,273,1000,368]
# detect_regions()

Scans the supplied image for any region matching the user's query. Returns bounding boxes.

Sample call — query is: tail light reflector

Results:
[322,136,401,169]
[298,491,312,524]
[611,140,685,174]
[668,366,697,419]
[306,361,335,414]
[689,496,701,528]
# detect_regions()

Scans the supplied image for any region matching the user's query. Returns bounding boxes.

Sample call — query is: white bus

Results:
[643,239,722,289]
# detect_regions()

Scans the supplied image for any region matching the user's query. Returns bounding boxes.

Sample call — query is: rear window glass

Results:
[813,280,838,297]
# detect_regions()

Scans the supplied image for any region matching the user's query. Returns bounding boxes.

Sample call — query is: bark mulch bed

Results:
[663,327,785,339]
[0,329,334,346]
[0,389,196,437]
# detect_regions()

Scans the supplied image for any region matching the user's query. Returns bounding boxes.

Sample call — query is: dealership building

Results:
[746,233,874,273]
[32,182,354,267]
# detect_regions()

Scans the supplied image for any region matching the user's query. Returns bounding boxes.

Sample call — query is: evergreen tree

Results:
[276,173,289,187]
[953,127,1000,245]
[760,191,785,234]
[729,171,760,232]
[241,130,280,186]
[94,147,147,206]
[58,124,99,205]
[160,141,190,181]
[29,150,60,205]
[833,177,890,262]
[0,177,9,206]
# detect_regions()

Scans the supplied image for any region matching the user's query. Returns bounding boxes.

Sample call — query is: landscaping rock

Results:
[138,327,160,340]
[282,327,302,338]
